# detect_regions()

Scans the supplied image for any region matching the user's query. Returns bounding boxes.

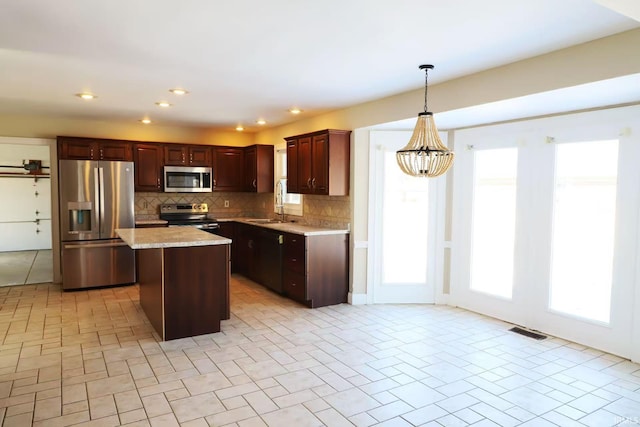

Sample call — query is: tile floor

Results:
[0,250,52,287]
[0,275,638,426]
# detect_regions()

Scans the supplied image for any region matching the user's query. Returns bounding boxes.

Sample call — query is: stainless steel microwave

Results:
[164,166,213,192]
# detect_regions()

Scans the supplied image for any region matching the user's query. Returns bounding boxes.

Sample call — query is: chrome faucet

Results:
[275,179,286,222]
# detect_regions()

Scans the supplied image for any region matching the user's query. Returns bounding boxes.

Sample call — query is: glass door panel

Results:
[381,150,429,285]
[470,148,518,299]
[549,140,618,323]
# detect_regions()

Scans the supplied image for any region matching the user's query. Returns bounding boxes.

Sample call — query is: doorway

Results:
[451,106,640,360]
[0,138,54,286]
[368,131,445,303]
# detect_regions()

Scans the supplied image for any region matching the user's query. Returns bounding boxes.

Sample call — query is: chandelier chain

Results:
[424,67,429,113]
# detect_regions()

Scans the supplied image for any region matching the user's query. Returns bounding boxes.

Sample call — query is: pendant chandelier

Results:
[396,64,454,177]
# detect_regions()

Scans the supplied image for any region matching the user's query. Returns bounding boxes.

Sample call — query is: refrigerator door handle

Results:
[99,167,105,235]
[64,241,130,249]
[94,167,101,235]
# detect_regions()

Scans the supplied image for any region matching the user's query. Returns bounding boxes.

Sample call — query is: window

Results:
[275,146,302,216]
[470,148,518,299]
[549,140,618,323]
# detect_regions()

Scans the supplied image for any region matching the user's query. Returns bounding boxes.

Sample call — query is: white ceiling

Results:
[0,0,638,131]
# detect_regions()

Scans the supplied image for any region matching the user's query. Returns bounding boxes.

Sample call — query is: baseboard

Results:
[348,292,367,305]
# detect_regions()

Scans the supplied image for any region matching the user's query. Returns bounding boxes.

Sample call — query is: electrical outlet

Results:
[224,200,229,208]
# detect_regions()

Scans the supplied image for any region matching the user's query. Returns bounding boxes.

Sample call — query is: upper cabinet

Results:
[244,145,274,193]
[213,147,244,192]
[133,144,163,192]
[285,129,351,196]
[58,136,133,161]
[164,145,212,167]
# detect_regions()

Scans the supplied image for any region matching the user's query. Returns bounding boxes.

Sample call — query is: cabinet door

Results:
[244,147,257,191]
[188,146,212,167]
[134,144,163,192]
[235,224,257,278]
[99,141,132,161]
[255,145,274,193]
[297,137,313,194]
[59,138,98,160]
[311,134,329,194]
[286,139,299,194]
[213,147,244,192]
[164,145,187,166]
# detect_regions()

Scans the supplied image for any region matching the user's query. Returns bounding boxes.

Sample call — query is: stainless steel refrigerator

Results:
[59,160,136,290]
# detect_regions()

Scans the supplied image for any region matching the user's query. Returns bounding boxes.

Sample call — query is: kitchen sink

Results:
[247,219,283,224]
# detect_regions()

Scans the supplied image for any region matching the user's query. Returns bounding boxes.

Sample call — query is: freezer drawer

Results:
[62,239,135,290]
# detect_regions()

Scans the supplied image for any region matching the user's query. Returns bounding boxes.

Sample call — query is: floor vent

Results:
[509,326,547,340]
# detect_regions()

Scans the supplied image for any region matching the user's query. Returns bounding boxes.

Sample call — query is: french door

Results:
[451,106,640,360]
[368,131,445,303]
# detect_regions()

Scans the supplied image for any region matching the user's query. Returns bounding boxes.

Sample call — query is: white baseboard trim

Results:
[348,292,368,305]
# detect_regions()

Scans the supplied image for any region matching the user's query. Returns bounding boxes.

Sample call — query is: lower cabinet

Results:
[282,232,349,308]
[226,222,349,308]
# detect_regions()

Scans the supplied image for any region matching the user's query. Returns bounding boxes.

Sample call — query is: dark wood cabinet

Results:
[286,139,299,194]
[138,244,230,340]
[282,232,349,308]
[213,147,244,192]
[215,222,237,272]
[285,129,350,196]
[133,144,163,192]
[234,223,283,293]
[58,136,132,161]
[244,145,274,193]
[235,223,256,278]
[164,145,212,167]
[228,221,348,308]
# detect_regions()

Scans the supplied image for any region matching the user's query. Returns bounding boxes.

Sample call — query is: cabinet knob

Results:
[213,179,216,188]
[34,191,39,197]
[157,177,161,188]
[100,148,104,159]
[307,178,311,188]
[252,179,257,188]
[291,258,297,262]
[35,210,40,216]
[90,148,94,158]
[291,282,297,287]
[311,178,316,188]
[36,228,40,234]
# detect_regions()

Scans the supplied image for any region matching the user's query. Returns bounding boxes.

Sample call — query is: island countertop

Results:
[116,227,231,249]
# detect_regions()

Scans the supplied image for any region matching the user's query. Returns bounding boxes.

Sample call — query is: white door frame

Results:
[450,105,640,361]
[366,130,447,304]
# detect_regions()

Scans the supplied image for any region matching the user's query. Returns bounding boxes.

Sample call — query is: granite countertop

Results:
[218,218,349,236]
[116,227,231,249]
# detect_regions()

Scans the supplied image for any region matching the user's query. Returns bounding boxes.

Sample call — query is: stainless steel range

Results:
[159,203,219,233]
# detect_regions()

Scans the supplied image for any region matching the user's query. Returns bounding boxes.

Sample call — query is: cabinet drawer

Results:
[284,254,305,275]
[283,271,306,303]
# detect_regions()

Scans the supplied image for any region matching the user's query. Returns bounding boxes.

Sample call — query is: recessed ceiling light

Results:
[140,118,152,124]
[236,125,244,132]
[76,93,97,100]
[256,119,266,125]
[169,88,189,95]
[156,101,172,108]
[288,108,302,114]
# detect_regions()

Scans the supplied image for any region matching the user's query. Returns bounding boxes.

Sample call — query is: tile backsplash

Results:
[135,192,273,220]
[135,192,351,230]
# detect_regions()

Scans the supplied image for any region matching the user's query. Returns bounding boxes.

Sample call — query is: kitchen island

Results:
[116,227,231,341]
